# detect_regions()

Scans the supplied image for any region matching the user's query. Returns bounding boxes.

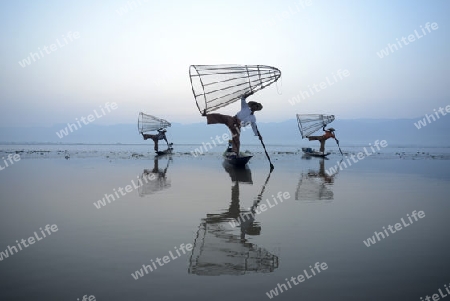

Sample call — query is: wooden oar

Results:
[256,128,274,171]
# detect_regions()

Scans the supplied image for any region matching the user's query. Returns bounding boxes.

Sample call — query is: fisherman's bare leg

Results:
[206,113,240,154]
[319,138,325,153]
[152,138,159,151]
[206,113,235,126]
[230,124,240,155]
[142,133,155,140]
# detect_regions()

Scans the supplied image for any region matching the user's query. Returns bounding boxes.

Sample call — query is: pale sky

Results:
[0,0,449,127]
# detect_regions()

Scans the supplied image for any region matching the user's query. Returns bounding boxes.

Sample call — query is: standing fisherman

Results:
[202,93,263,157]
[141,128,170,152]
[307,126,339,154]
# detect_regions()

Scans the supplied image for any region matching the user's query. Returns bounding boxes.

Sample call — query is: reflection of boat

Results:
[155,143,173,156]
[138,158,172,197]
[295,159,336,202]
[223,153,252,167]
[223,141,252,167]
[302,147,330,158]
[222,162,253,184]
[188,170,278,276]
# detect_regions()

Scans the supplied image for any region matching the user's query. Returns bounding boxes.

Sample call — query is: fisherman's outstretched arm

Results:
[241,95,247,109]
[252,123,259,137]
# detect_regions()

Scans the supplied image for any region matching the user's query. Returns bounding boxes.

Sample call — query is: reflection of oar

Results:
[256,128,274,171]
[250,170,273,211]
[334,132,343,156]
[240,170,273,239]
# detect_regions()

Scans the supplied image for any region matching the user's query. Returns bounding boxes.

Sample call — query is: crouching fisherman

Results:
[307,126,339,154]
[141,128,171,152]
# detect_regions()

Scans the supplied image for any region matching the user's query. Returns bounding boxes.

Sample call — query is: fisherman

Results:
[141,128,170,152]
[307,126,339,154]
[202,92,263,157]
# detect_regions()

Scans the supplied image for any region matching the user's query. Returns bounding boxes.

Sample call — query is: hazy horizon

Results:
[1,116,449,147]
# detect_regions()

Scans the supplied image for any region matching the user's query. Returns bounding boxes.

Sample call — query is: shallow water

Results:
[0,147,449,301]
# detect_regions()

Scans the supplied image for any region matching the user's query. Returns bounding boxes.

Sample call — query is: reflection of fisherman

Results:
[203,167,261,241]
[141,128,170,152]
[308,159,335,184]
[139,158,171,196]
[307,126,339,154]
[188,170,278,276]
[296,159,336,202]
[147,159,169,177]
[239,204,261,241]
[203,93,263,157]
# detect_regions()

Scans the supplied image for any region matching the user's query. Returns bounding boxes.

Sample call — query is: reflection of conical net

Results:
[295,172,333,202]
[189,65,281,114]
[138,112,171,134]
[296,114,335,139]
[188,221,278,276]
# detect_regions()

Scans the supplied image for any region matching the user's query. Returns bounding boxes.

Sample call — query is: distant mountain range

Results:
[0,117,449,147]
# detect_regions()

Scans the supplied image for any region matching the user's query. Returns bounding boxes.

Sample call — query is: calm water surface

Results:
[0,149,449,301]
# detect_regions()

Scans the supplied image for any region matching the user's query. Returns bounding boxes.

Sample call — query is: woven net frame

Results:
[137,112,171,134]
[296,114,335,138]
[189,64,281,114]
